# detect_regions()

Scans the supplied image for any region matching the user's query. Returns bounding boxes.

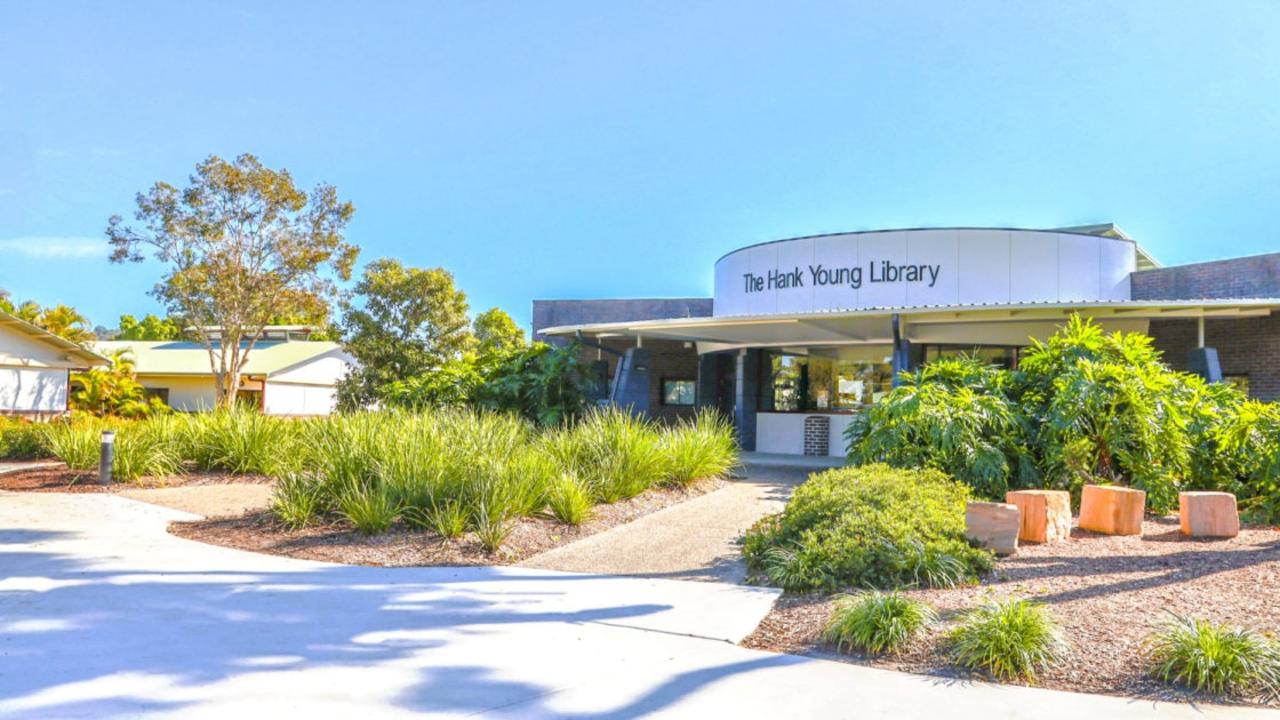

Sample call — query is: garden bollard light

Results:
[99,430,115,486]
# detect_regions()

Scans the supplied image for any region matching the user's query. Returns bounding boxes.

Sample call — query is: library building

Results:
[534,225,1280,457]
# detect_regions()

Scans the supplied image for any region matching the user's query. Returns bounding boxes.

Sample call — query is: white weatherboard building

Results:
[94,339,355,416]
[536,225,1280,457]
[0,309,109,418]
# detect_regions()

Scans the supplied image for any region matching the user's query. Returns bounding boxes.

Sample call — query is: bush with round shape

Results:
[823,591,937,655]
[1147,614,1280,700]
[948,598,1067,682]
[741,464,993,591]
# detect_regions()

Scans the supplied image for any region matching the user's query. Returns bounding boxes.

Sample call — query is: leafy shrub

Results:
[846,315,1280,518]
[948,598,1067,682]
[847,357,1033,499]
[43,421,104,471]
[1147,615,1280,700]
[660,409,738,486]
[742,464,993,591]
[823,591,937,655]
[546,473,593,525]
[0,418,51,459]
[111,422,183,482]
[271,473,328,529]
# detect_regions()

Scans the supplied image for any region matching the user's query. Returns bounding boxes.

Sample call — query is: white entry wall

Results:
[714,229,1137,317]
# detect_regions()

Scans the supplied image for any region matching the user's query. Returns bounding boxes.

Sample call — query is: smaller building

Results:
[95,334,354,416]
[0,308,109,419]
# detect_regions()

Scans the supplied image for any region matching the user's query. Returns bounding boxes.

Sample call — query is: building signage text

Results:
[742,261,942,293]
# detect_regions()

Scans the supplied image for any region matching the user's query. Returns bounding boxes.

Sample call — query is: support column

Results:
[695,353,718,409]
[734,348,760,451]
[890,313,913,386]
[1188,317,1223,383]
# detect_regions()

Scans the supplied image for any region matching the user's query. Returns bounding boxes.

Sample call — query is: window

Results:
[765,350,894,411]
[662,379,696,406]
[142,387,170,405]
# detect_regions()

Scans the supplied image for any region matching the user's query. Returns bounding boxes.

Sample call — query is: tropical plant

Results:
[823,591,937,655]
[71,349,168,418]
[742,464,993,591]
[477,342,598,426]
[1147,614,1280,700]
[948,598,1067,682]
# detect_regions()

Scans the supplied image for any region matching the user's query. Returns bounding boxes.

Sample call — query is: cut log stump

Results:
[1005,490,1072,543]
[1179,491,1240,538]
[1078,485,1145,536]
[965,501,1020,556]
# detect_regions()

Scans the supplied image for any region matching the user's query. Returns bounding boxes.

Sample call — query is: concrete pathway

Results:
[0,460,60,475]
[0,491,1270,718]
[520,465,810,583]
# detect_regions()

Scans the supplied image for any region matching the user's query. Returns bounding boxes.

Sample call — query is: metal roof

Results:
[0,309,111,367]
[93,340,346,377]
[541,298,1280,349]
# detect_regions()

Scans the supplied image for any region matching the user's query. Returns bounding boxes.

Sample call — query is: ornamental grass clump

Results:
[544,407,667,503]
[1147,615,1280,700]
[111,422,183,482]
[659,409,739,487]
[823,591,937,655]
[181,406,304,476]
[43,421,102,471]
[271,473,328,529]
[741,464,993,591]
[546,473,593,525]
[948,598,1067,682]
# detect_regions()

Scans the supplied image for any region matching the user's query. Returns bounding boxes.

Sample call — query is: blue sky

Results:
[2,1,1279,332]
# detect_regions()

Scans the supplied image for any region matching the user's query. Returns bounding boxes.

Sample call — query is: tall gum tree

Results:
[107,153,357,408]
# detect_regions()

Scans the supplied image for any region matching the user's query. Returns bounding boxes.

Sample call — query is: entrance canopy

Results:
[538,299,1280,353]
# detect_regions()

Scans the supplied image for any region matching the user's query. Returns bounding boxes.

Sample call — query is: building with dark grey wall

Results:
[534,225,1280,455]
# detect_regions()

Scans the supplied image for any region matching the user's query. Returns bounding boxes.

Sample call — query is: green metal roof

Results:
[93,340,344,377]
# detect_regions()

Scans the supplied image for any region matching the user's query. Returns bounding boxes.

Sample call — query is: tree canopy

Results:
[117,313,183,341]
[473,307,526,356]
[337,259,473,408]
[0,290,95,344]
[107,153,357,407]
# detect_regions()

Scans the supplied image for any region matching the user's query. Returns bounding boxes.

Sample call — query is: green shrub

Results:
[948,598,1066,682]
[742,464,993,591]
[1147,615,1280,699]
[546,473,593,525]
[845,315,1280,518]
[336,480,400,534]
[180,407,304,476]
[544,407,667,503]
[43,421,104,471]
[0,418,51,459]
[271,473,328,529]
[660,409,739,486]
[111,423,183,482]
[823,591,937,655]
[847,358,1033,499]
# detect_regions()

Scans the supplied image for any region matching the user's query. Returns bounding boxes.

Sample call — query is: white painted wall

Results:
[0,326,80,369]
[137,376,219,412]
[269,351,353,385]
[263,381,338,416]
[0,366,68,414]
[756,412,855,457]
[714,229,1137,316]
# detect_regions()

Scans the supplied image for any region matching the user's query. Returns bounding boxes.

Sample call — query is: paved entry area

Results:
[520,464,813,583]
[1,490,1268,718]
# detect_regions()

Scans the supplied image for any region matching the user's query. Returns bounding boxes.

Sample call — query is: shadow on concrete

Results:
[0,529,794,718]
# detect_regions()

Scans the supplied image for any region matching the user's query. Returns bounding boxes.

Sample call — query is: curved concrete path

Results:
[520,465,809,582]
[0,491,1270,718]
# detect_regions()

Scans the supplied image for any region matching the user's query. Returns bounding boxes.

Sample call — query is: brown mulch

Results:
[169,478,730,567]
[742,517,1280,707]
[0,465,273,493]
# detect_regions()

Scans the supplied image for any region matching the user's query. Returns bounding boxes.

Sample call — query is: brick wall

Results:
[582,337,702,423]
[1132,253,1280,300]
[1148,315,1280,401]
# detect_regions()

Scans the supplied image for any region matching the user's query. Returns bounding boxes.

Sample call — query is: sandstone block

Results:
[965,501,1020,556]
[1179,491,1240,538]
[1078,484,1145,536]
[1005,489,1072,543]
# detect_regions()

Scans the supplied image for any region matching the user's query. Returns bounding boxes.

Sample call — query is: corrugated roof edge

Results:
[0,308,110,366]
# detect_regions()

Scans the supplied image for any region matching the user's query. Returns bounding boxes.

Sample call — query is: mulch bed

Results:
[0,465,272,493]
[742,517,1280,707]
[169,478,729,567]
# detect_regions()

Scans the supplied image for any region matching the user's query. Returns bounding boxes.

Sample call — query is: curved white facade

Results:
[713,228,1137,317]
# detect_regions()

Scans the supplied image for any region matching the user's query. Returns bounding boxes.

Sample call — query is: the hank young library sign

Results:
[741,260,942,293]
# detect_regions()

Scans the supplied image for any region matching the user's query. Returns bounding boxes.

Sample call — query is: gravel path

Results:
[519,464,810,582]
[118,484,274,518]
